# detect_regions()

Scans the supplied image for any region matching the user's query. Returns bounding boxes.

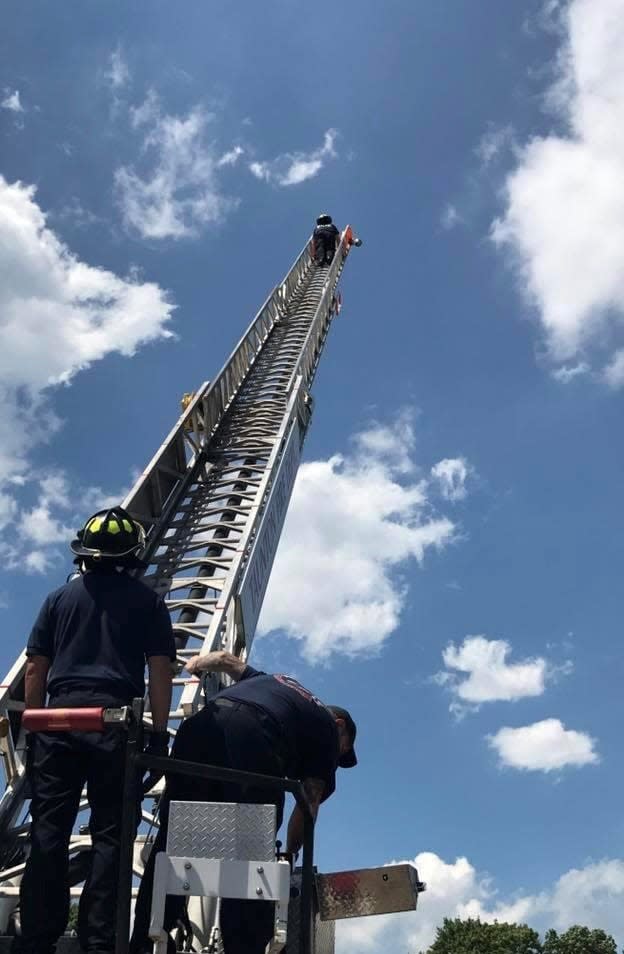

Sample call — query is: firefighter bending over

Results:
[130,650,357,954]
[313,212,340,266]
[14,509,175,954]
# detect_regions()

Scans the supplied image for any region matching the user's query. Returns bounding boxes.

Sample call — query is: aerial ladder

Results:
[0,227,424,953]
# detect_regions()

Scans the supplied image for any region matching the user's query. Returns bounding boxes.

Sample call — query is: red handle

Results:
[22,707,106,732]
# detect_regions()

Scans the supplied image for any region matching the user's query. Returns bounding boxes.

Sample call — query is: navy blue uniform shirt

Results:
[26,570,176,702]
[313,223,339,244]
[217,667,339,799]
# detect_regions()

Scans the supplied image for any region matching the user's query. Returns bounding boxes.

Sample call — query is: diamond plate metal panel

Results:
[285,872,334,954]
[166,801,276,861]
[316,864,421,921]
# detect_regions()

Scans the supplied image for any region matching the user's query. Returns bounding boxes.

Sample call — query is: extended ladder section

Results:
[0,228,358,920]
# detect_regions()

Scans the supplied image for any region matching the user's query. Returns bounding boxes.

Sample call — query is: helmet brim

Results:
[70,539,146,569]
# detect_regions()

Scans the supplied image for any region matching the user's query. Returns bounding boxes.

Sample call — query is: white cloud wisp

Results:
[430,457,471,501]
[259,414,463,661]
[249,129,338,187]
[492,0,624,385]
[115,93,238,239]
[105,47,130,91]
[1,89,23,113]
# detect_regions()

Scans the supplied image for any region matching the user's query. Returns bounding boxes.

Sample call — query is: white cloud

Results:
[430,457,471,502]
[441,204,462,230]
[55,197,101,230]
[0,175,173,556]
[488,718,599,772]
[38,473,71,509]
[551,361,590,383]
[0,495,17,533]
[19,472,74,547]
[603,349,624,389]
[23,549,56,575]
[492,0,624,384]
[437,636,552,713]
[1,90,23,113]
[542,860,624,936]
[249,129,338,187]
[477,124,514,165]
[21,504,73,547]
[338,853,624,952]
[354,408,416,474]
[217,146,244,167]
[115,94,238,239]
[0,177,174,402]
[259,413,459,661]
[105,47,130,91]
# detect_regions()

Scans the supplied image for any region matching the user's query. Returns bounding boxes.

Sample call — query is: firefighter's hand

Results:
[142,730,169,796]
[144,729,169,759]
[185,652,221,675]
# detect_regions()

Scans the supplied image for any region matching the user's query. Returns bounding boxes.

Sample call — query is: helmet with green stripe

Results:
[70,508,146,566]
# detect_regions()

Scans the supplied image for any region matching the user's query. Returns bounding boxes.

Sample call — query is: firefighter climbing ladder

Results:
[0,227,359,927]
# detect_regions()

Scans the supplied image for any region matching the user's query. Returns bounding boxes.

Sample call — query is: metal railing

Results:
[20,703,316,954]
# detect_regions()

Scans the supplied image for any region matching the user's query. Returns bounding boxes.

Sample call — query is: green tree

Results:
[542,925,617,954]
[423,917,543,954]
[66,903,79,934]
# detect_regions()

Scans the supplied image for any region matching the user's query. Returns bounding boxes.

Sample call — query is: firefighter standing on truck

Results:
[14,508,176,954]
[130,650,357,954]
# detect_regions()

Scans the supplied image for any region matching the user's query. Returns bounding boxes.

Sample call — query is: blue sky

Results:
[2,0,624,949]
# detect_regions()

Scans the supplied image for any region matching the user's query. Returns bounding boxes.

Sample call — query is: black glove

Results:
[142,730,169,796]
[144,729,169,759]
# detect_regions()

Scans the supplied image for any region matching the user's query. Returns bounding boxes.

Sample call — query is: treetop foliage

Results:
[419,918,619,954]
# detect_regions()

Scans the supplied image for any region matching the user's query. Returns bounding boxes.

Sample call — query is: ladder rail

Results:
[121,236,313,541]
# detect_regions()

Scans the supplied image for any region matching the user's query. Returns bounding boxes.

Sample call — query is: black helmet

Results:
[316,213,333,225]
[70,507,146,567]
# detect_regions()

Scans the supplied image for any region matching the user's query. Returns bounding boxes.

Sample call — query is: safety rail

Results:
[176,379,306,714]
[16,702,317,954]
[286,227,353,395]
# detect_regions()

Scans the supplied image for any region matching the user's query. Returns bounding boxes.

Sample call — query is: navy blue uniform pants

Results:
[131,701,285,954]
[14,696,134,954]
[313,235,335,266]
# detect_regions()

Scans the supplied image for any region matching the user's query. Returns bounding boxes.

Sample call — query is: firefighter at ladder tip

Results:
[130,652,358,954]
[313,213,340,266]
[313,212,362,266]
[14,508,176,954]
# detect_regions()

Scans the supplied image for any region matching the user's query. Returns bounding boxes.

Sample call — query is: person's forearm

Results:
[147,656,173,731]
[186,650,248,681]
[286,779,324,855]
[286,804,305,856]
[24,657,50,708]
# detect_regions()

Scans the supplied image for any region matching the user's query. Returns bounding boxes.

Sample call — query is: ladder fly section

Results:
[0,228,357,924]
